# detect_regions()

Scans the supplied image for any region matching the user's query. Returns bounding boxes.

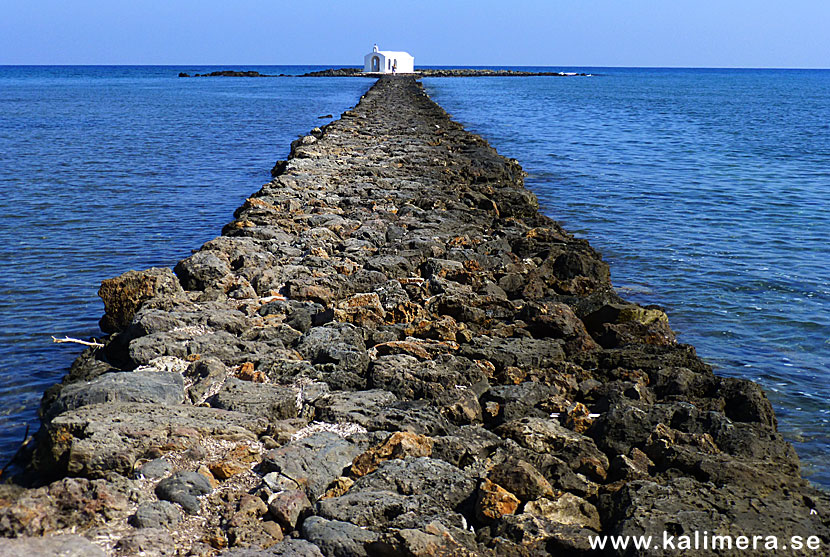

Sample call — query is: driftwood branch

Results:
[51,336,104,348]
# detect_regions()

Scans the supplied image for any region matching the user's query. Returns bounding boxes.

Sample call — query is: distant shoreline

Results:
[177,68,590,78]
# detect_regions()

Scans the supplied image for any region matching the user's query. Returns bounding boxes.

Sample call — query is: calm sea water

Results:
[0,65,371,466]
[1,67,827,487]
[425,67,830,486]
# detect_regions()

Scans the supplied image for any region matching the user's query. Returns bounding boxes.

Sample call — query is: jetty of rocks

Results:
[300,68,587,78]
[1,76,827,556]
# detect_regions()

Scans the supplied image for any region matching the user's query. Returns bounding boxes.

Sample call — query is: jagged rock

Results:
[0,477,130,538]
[475,478,520,522]
[496,417,609,481]
[98,267,184,333]
[488,458,553,502]
[352,457,476,510]
[312,389,397,426]
[525,493,601,531]
[174,250,232,291]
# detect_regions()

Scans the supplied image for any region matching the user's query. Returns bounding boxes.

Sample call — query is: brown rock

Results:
[268,489,311,530]
[208,460,249,480]
[98,267,184,332]
[337,292,386,326]
[320,477,354,499]
[562,402,593,433]
[196,465,220,489]
[237,362,266,383]
[351,431,434,477]
[475,478,520,522]
[372,340,431,360]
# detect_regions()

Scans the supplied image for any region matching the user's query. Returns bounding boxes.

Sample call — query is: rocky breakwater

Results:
[299,69,588,78]
[1,75,828,556]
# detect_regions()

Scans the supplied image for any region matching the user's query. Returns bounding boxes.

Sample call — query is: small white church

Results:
[363,45,414,74]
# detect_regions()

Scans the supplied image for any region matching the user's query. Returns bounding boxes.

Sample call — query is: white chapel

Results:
[363,45,415,74]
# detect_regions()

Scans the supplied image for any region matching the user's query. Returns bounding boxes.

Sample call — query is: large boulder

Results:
[98,267,184,333]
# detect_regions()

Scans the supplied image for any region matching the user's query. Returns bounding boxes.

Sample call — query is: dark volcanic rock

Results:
[155,471,214,514]
[301,516,379,557]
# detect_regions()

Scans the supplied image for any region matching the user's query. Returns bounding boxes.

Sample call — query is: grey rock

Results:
[296,323,369,375]
[460,335,565,371]
[116,528,176,556]
[218,539,324,556]
[155,471,214,514]
[210,377,300,421]
[130,500,181,528]
[46,370,185,419]
[352,457,476,510]
[0,535,107,557]
[312,389,397,426]
[174,250,232,291]
[301,516,379,557]
[261,432,363,500]
[37,402,266,479]
[137,458,173,479]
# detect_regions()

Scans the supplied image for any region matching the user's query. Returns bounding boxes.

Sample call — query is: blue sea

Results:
[1,66,828,486]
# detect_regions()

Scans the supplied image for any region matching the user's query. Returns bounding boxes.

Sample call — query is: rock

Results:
[155,471,215,514]
[460,336,565,371]
[302,516,379,557]
[219,539,325,556]
[0,477,130,538]
[496,417,609,481]
[137,458,174,479]
[130,500,181,529]
[261,432,363,500]
[351,431,434,477]
[488,458,553,502]
[45,370,185,418]
[37,402,267,479]
[351,457,476,511]
[185,356,231,403]
[116,528,176,556]
[525,493,601,531]
[0,535,107,557]
[312,389,397,427]
[98,267,184,333]
[296,323,369,375]
[475,478,520,522]
[315,489,442,529]
[268,489,312,530]
[389,520,481,556]
[174,250,232,291]
[209,377,300,422]
[369,354,487,424]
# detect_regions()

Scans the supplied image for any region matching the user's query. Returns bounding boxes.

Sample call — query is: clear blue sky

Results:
[2,0,828,68]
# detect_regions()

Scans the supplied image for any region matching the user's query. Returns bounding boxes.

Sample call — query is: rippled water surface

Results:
[424,68,830,486]
[0,65,370,465]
